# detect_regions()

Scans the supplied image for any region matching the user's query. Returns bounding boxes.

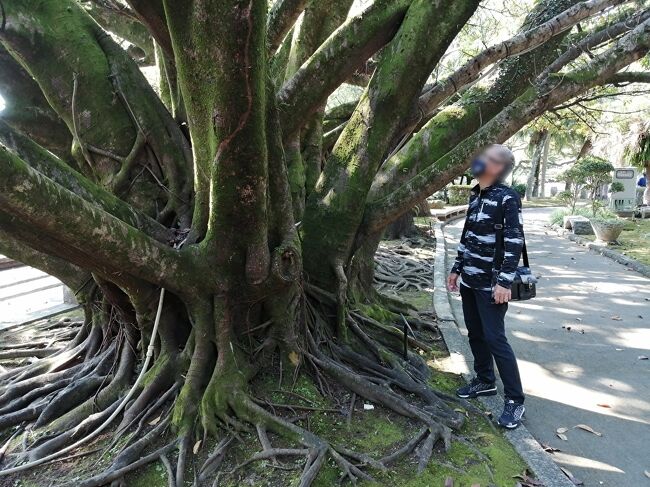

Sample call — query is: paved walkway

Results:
[443,207,650,487]
[0,261,75,330]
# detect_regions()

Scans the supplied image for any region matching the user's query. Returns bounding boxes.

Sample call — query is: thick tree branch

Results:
[0,149,198,292]
[124,0,173,58]
[362,17,650,232]
[301,0,480,285]
[0,121,172,243]
[540,7,650,77]
[0,221,91,294]
[164,0,271,285]
[369,0,587,205]
[418,0,628,115]
[82,0,155,64]
[609,71,650,83]
[277,0,412,139]
[1,0,193,224]
[267,0,308,53]
[282,0,353,219]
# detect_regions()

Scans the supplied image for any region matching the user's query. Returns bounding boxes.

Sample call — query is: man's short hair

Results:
[487,144,515,180]
[488,144,515,167]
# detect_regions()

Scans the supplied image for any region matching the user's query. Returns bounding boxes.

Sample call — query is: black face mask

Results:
[470,158,486,177]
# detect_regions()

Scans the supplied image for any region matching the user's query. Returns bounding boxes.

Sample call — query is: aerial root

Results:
[34,374,108,428]
[60,441,177,487]
[21,399,122,463]
[195,436,233,485]
[109,382,180,452]
[174,432,191,487]
[160,453,175,487]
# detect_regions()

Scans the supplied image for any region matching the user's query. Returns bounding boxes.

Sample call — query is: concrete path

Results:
[0,261,75,330]
[443,207,650,487]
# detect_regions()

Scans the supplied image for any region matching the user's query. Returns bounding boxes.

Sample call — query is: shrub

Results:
[610,181,625,193]
[549,206,617,226]
[556,190,573,207]
[558,156,615,216]
[512,183,526,197]
[448,185,473,205]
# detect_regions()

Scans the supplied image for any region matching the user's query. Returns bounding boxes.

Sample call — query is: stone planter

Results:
[591,219,626,243]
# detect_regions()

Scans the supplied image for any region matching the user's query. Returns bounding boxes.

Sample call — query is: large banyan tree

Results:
[0,0,649,484]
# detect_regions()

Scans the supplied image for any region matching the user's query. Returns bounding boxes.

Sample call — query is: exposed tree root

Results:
[374,237,435,292]
[0,280,482,486]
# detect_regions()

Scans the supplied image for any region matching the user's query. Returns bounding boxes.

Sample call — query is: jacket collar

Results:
[471,182,500,195]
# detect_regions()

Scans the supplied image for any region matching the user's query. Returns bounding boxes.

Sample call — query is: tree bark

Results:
[525,130,550,200]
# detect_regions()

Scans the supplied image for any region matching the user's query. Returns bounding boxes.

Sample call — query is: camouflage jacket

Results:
[451,183,524,291]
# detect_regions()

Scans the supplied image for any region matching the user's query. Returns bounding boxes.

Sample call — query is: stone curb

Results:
[433,220,574,487]
[551,225,650,279]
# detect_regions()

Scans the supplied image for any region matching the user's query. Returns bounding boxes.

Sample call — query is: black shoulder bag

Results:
[493,199,537,301]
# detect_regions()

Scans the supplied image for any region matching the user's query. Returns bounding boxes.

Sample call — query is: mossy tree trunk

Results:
[0,0,648,483]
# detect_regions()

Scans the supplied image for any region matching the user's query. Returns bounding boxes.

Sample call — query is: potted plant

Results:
[590,218,627,243]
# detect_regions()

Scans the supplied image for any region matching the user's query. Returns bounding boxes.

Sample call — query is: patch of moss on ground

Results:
[356,302,398,324]
[126,461,168,487]
[399,289,434,310]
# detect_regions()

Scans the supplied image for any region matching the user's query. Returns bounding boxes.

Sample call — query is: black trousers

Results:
[460,284,525,403]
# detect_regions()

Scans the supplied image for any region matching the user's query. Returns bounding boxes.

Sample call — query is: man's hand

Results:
[447,273,460,292]
[493,284,511,304]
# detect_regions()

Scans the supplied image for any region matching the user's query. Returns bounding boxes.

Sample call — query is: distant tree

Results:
[559,156,615,215]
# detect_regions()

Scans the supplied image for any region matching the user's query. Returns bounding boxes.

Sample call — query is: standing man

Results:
[447,144,526,429]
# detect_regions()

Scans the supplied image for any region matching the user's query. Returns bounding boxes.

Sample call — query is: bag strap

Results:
[494,195,530,270]
[460,211,470,244]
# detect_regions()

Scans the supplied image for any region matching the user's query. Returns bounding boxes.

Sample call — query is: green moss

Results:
[429,370,463,395]
[357,303,398,323]
[398,290,433,310]
[125,461,168,487]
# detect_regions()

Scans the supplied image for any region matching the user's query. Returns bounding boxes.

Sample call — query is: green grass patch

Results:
[576,218,650,266]
[612,219,650,266]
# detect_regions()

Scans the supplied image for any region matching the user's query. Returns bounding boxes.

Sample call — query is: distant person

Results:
[447,144,526,429]
[636,173,650,206]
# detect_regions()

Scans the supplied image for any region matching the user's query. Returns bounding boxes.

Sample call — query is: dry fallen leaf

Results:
[542,443,561,453]
[597,403,612,408]
[454,407,469,418]
[193,440,202,455]
[513,468,545,486]
[288,351,300,366]
[148,415,161,426]
[556,427,569,434]
[574,424,602,436]
[557,433,568,441]
[561,466,584,485]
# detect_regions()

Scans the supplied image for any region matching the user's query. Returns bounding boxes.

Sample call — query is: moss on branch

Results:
[0,149,199,293]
